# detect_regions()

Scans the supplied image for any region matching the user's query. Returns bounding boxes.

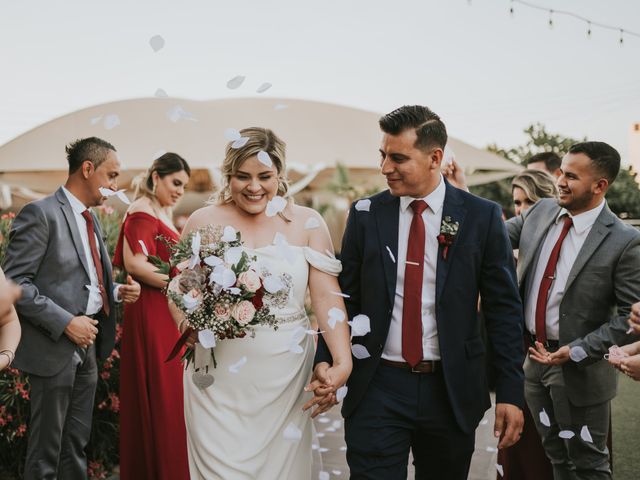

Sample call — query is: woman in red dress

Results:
[113,153,191,480]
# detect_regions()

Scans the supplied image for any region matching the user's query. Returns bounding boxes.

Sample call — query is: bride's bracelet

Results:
[0,349,14,367]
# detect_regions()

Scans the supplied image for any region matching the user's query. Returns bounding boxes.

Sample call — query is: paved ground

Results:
[314,395,499,480]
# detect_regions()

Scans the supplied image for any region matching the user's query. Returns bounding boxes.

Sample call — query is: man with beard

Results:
[506,141,640,480]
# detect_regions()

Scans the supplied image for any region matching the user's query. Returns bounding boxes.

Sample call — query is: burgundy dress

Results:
[113,212,189,480]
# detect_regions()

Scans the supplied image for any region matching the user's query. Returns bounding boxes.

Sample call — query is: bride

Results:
[173,127,352,479]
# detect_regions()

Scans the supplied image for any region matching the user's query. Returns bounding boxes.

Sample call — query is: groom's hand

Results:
[303,362,337,418]
[65,315,99,347]
[494,403,524,449]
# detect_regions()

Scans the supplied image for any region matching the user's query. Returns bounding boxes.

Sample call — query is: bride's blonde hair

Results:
[212,127,289,205]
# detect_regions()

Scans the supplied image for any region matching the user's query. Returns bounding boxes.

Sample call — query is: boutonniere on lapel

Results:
[437,216,459,260]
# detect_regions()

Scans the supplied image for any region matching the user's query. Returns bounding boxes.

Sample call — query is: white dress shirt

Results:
[524,201,605,340]
[383,175,446,361]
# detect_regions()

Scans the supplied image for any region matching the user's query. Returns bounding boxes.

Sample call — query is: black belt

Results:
[525,334,560,351]
[380,358,441,373]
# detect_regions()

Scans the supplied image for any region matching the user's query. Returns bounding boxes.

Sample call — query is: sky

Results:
[1,0,639,160]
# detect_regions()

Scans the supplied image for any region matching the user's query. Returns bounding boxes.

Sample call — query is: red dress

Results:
[113,212,189,480]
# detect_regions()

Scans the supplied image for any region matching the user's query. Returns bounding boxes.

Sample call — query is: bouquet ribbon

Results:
[166,327,194,362]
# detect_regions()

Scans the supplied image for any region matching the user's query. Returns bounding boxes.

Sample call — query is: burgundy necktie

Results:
[402,200,428,367]
[534,215,573,343]
[82,210,110,316]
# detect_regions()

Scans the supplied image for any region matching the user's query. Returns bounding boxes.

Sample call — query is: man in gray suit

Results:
[3,137,141,480]
[506,141,640,480]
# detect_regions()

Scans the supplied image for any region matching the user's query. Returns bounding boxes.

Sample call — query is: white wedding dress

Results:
[183,245,341,480]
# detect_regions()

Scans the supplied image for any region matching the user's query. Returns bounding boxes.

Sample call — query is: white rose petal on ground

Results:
[227,75,245,90]
[318,472,330,480]
[324,427,337,433]
[154,88,168,98]
[340,446,347,452]
[539,409,551,427]
[386,246,396,263]
[318,447,329,453]
[231,136,250,149]
[559,430,575,439]
[221,225,237,242]
[263,276,284,293]
[580,425,593,443]
[336,385,348,403]
[149,34,165,52]
[138,240,149,257]
[331,420,341,429]
[103,114,120,130]
[349,314,371,337]
[266,196,287,217]
[486,446,497,453]
[283,422,302,442]
[332,471,342,476]
[228,356,247,374]
[355,199,371,212]
[480,419,489,426]
[496,464,504,477]
[304,217,321,230]
[224,128,241,141]
[569,346,588,363]
[351,344,371,359]
[198,329,217,349]
[256,82,272,94]
[257,150,273,168]
[204,255,223,267]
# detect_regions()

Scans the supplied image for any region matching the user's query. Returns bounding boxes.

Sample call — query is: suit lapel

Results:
[436,183,467,302]
[56,188,92,279]
[517,205,559,285]
[374,192,400,305]
[563,206,613,293]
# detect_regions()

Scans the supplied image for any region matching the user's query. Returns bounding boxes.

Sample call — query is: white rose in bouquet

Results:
[237,269,261,293]
[231,300,256,325]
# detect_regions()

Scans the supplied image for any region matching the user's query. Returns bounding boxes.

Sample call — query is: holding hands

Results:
[303,361,351,418]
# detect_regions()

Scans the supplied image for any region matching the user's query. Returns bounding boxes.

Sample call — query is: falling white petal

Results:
[355,199,371,212]
[149,34,165,52]
[496,464,504,477]
[264,276,284,293]
[274,103,289,110]
[103,114,120,130]
[115,190,131,205]
[224,128,241,141]
[90,115,103,125]
[328,307,346,324]
[256,82,272,94]
[349,314,371,337]
[154,88,168,98]
[231,137,250,149]
[138,240,149,257]
[340,446,347,452]
[318,447,329,452]
[626,327,634,334]
[331,471,342,476]
[224,247,243,266]
[580,425,593,443]
[211,266,236,289]
[283,422,302,442]
[486,446,497,453]
[99,187,115,197]
[198,329,217,349]
[328,317,337,330]
[559,430,575,439]
[182,292,201,313]
[539,409,551,427]
[480,419,489,426]
[331,420,342,429]
[317,416,330,424]
[318,472,330,480]
[304,217,321,230]
[336,385,348,403]
[227,75,245,90]
[228,356,247,374]
[167,105,197,123]
[330,291,350,298]
[220,225,237,242]
[265,196,287,217]
[257,150,273,168]
[569,346,588,362]
[351,344,371,359]
[386,246,396,263]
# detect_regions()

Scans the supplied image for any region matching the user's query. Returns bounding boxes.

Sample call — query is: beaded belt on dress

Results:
[276,310,308,324]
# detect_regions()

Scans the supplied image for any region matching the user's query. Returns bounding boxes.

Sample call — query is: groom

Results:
[3,137,140,479]
[313,105,525,479]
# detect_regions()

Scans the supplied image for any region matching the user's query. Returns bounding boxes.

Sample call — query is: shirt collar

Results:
[400,174,446,214]
[556,200,605,234]
[61,186,90,215]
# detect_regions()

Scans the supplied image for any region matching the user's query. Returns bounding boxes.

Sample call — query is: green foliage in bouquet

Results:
[0,206,124,480]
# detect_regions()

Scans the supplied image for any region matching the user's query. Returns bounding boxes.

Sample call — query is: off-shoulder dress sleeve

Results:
[302,247,342,276]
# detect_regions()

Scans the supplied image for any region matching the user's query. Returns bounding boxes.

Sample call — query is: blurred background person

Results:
[112,153,191,480]
[512,169,558,216]
[0,267,21,371]
[525,152,562,178]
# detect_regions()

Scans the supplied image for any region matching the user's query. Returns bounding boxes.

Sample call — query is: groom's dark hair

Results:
[379,105,447,152]
[66,137,116,174]
[568,141,620,184]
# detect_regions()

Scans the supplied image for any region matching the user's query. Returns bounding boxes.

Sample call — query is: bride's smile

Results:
[229,156,279,215]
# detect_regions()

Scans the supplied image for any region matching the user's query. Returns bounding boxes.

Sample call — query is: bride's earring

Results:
[152,183,157,196]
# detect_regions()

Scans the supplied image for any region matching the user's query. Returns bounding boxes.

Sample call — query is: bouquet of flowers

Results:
[161,225,280,368]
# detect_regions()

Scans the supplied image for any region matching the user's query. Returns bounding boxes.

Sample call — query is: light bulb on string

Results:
[619,29,624,45]
[548,10,554,29]
[509,0,514,17]
[587,21,592,38]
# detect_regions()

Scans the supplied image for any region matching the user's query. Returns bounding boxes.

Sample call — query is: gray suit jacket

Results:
[3,187,116,376]
[507,198,640,406]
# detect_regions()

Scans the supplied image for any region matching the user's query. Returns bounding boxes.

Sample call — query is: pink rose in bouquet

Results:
[237,269,261,293]
[231,300,256,325]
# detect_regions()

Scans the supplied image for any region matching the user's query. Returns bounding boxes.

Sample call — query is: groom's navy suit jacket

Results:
[316,182,525,433]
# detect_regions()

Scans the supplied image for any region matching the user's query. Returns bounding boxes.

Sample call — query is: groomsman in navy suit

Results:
[314,105,525,479]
